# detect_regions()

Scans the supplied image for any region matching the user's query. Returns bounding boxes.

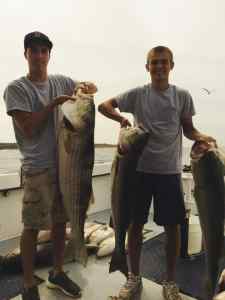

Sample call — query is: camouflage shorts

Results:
[22,168,68,230]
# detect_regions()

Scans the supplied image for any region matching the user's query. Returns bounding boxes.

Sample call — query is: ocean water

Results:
[0,146,191,174]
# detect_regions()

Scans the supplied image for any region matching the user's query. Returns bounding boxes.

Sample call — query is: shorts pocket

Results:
[22,170,53,228]
[24,169,52,190]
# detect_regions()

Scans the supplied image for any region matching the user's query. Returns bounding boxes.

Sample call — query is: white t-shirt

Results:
[116,84,196,174]
[4,74,76,172]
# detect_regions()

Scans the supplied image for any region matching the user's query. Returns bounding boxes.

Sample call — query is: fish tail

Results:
[64,239,88,266]
[86,189,95,213]
[109,251,128,277]
[205,278,215,300]
[75,243,88,267]
[64,239,77,262]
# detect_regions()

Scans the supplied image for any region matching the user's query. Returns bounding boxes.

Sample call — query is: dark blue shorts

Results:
[131,172,186,226]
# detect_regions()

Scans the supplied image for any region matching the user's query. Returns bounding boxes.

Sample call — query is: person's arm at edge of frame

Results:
[98,98,131,128]
[181,116,217,145]
[9,95,76,139]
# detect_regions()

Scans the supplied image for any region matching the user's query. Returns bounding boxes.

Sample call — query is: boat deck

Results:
[12,255,196,300]
[3,210,197,300]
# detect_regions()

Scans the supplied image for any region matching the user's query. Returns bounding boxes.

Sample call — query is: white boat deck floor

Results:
[12,255,196,300]
[5,210,197,300]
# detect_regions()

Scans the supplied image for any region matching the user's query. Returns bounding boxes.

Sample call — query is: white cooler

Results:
[181,173,203,257]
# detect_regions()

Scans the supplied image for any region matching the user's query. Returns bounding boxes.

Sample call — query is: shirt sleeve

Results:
[115,87,140,114]
[55,75,77,96]
[180,89,196,118]
[3,82,32,115]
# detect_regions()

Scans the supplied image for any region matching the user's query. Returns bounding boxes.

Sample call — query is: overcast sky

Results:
[0,0,225,145]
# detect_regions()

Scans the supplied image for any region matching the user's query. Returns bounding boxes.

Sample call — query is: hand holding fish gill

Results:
[53,95,77,106]
[75,81,98,95]
[120,117,131,128]
[118,118,132,154]
[196,134,217,147]
[52,82,97,107]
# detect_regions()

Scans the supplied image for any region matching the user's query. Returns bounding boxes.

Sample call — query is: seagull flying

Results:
[201,88,214,95]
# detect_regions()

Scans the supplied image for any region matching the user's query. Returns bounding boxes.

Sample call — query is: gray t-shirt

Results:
[3,75,76,172]
[116,84,196,174]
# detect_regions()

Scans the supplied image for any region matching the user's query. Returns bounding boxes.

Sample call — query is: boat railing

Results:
[0,162,112,196]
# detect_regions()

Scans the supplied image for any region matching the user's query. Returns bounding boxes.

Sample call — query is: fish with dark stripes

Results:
[58,86,96,266]
[191,141,225,299]
[109,126,149,276]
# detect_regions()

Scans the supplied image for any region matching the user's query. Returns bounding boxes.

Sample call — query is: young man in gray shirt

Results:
[4,31,96,300]
[98,46,216,300]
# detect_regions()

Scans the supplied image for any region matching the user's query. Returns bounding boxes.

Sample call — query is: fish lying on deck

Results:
[109,126,149,277]
[97,236,115,258]
[58,86,96,266]
[0,229,69,274]
[84,223,103,241]
[88,224,114,246]
[213,291,225,300]
[0,223,100,274]
[191,141,225,299]
[218,269,225,292]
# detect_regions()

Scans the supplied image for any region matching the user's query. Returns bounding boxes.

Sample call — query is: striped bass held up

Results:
[57,84,96,266]
[109,126,149,277]
[191,141,225,299]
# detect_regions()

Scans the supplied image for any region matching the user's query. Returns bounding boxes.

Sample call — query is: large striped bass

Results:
[58,87,96,266]
[109,126,149,277]
[191,141,225,299]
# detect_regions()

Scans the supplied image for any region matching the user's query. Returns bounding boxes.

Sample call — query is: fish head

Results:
[119,125,149,154]
[74,82,98,96]
[61,92,95,132]
[191,142,225,187]
[191,141,225,172]
[191,140,215,160]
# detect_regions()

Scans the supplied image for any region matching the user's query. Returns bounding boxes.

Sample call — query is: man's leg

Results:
[164,224,181,282]
[20,228,39,288]
[128,223,144,275]
[118,172,151,299]
[47,223,81,297]
[154,174,184,299]
[20,171,48,300]
[118,223,143,299]
[51,221,66,274]
[162,223,182,299]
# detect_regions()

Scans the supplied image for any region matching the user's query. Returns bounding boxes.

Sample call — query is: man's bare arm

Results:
[181,116,216,143]
[98,98,131,127]
[10,95,76,139]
